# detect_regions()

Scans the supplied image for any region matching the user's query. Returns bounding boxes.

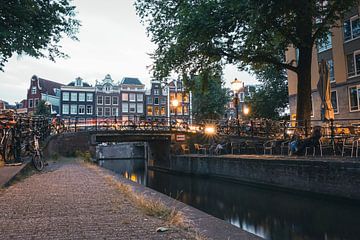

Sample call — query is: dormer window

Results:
[31,86,37,94]
[75,77,82,87]
[105,85,111,92]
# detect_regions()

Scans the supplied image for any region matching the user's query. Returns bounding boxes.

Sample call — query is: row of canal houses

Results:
[25,74,192,123]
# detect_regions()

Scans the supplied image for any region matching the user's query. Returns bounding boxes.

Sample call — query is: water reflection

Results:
[102,159,360,240]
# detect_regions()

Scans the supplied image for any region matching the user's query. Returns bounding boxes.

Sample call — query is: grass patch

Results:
[75,150,92,162]
[104,175,190,229]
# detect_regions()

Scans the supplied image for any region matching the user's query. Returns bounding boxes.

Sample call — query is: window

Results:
[147,96,153,104]
[62,104,69,114]
[31,86,37,94]
[154,89,159,95]
[104,107,111,116]
[34,98,39,107]
[29,99,33,108]
[62,92,69,101]
[78,105,85,115]
[147,106,153,116]
[112,108,118,116]
[137,103,143,113]
[161,106,166,116]
[97,96,103,105]
[97,107,103,116]
[346,51,360,77]
[177,106,183,115]
[105,84,111,92]
[70,104,77,115]
[349,86,360,111]
[161,97,167,105]
[184,105,189,115]
[112,96,118,105]
[76,78,82,86]
[328,59,335,82]
[129,93,136,102]
[86,105,93,115]
[129,103,136,113]
[154,97,159,105]
[71,93,77,102]
[344,16,360,41]
[122,103,128,113]
[86,93,93,102]
[331,91,338,114]
[317,32,332,52]
[183,94,189,102]
[55,89,60,97]
[122,93,128,101]
[105,96,111,105]
[137,94,143,101]
[79,93,85,102]
[154,106,160,116]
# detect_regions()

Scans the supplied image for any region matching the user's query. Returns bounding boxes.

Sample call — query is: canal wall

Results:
[151,155,360,201]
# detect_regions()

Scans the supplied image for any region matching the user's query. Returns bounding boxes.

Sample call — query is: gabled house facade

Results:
[26,75,63,114]
[60,77,95,122]
[95,74,120,119]
[120,77,145,122]
[145,80,168,121]
[168,80,192,123]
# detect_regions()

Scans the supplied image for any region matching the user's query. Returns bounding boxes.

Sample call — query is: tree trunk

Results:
[296,46,313,129]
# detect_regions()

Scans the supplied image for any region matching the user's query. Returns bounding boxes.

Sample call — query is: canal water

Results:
[100,159,360,240]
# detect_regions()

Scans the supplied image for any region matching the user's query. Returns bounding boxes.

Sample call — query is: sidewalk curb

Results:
[0,161,31,188]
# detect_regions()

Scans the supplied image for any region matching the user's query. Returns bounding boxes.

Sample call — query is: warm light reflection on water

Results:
[100,159,360,240]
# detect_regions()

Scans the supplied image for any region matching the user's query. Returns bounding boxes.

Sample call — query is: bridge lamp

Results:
[204,124,216,135]
[243,105,250,116]
[231,78,243,135]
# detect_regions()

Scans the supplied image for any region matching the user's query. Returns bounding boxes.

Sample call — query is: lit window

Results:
[154,106,160,116]
[79,93,85,102]
[184,105,189,115]
[78,105,85,114]
[147,106,153,116]
[62,92,69,101]
[97,96,103,105]
[161,106,166,116]
[122,103,128,113]
[70,104,77,115]
[62,104,69,114]
[71,93,77,101]
[122,93,128,101]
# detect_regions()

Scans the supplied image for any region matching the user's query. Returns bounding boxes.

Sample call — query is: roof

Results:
[121,77,143,85]
[38,77,64,95]
[67,82,91,87]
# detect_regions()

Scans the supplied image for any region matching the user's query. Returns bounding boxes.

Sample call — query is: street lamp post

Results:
[171,99,179,131]
[231,78,243,135]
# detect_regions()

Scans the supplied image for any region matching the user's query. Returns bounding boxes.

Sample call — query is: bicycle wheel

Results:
[32,152,44,171]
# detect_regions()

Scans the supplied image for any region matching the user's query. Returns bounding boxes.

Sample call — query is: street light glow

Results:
[243,106,250,115]
[171,99,179,107]
[231,78,242,93]
[204,125,216,135]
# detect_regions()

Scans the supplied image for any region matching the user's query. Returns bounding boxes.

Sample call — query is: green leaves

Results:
[0,0,80,71]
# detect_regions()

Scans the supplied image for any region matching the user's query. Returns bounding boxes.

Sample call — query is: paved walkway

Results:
[0,161,193,240]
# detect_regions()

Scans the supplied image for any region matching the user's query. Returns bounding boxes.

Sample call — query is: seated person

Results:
[290,127,322,155]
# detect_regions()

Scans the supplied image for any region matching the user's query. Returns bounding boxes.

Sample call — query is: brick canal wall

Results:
[151,155,360,200]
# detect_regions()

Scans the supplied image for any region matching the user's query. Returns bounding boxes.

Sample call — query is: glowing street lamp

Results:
[204,124,216,135]
[171,98,179,130]
[243,105,250,116]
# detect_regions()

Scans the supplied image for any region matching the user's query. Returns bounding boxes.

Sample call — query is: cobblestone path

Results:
[0,161,192,239]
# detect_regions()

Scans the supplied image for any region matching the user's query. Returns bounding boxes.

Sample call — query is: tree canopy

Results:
[191,70,230,120]
[0,0,80,71]
[34,100,51,116]
[246,66,289,120]
[135,0,358,123]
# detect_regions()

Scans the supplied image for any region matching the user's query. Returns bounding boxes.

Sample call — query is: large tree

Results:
[247,66,289,119]
[191,70,230,120]
[0,0,80,71]
[135,0,357,124]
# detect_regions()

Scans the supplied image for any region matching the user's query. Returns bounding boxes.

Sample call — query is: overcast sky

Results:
[0,0,256,104]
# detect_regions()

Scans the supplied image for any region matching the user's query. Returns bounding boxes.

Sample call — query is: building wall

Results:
[60,87,95,120]
[287,8,360,121]
[145,81,168,121]
[120,84,145,122]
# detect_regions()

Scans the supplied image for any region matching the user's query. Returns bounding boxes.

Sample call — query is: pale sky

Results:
[0,0,256,104]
